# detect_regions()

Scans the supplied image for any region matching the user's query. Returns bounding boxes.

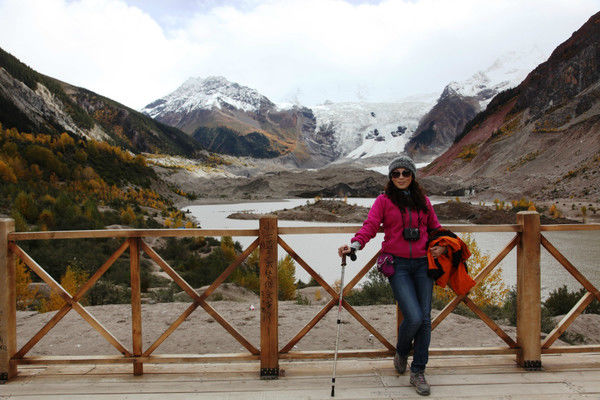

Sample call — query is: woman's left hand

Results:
[430,245,447,258]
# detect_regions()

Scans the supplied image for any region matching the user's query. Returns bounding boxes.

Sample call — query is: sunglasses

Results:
[391,170,412,178]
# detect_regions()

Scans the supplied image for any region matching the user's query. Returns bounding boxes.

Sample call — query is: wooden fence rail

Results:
[1,211,599,382]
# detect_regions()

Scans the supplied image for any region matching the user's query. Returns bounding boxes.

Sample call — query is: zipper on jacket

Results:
[409,209,412,258]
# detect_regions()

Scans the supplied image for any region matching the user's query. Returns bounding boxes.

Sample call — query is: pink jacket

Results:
[351,194,441,259]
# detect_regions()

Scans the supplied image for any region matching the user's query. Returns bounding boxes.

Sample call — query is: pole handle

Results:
[341,248,357,266]
[349,249,357,262]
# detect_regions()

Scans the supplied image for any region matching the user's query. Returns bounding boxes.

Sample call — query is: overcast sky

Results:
[0,0,598,110]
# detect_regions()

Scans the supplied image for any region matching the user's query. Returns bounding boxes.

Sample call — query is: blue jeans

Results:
[388,256,433,373]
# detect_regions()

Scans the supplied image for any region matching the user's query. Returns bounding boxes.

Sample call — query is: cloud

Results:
[0,0,598,109]
[0,0,197,109]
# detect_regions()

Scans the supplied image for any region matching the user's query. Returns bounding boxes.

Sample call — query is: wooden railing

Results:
[1,211,599,381]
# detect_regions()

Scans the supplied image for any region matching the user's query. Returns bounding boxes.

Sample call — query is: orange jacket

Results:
[427,230,475,296]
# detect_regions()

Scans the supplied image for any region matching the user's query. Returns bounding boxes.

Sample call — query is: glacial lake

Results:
[183,198,600,299]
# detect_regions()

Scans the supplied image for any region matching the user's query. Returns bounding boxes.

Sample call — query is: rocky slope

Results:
[421,11,600,201]
[0,47,200,156]
[405,86,479,162]
[168,165,388,202]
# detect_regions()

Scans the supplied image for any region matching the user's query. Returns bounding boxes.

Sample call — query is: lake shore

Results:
[226,198,583,225]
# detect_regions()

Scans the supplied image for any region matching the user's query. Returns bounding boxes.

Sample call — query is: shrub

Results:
[500,286,598,334]
[278,255,296,300]
[38,208,55,230]
[0,160,16,183]
[10,210,28,232]
[149,286,176,303]
[220,236,237,264]
[120,206,136,225]
[297,277,319,289]
[231,249,260,294]
[346,268,394,306]
[549,204,563,218]
[493,199,506,211]
[502,288,517,325]
[87,280,131,305]
[457,144,478,161]
[544,285,600,316]
[511,197,536,212]
[296,292,311,305]
[314,288,323,302]
[16,259,38,310]
[39,265,89,312]
[14,191,38,222]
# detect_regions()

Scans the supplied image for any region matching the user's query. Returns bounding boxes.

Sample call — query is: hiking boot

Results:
[393,352,408,374]
[410,371,431,396]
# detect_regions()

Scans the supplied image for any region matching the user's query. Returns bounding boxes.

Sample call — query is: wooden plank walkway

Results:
[1,353,599,399]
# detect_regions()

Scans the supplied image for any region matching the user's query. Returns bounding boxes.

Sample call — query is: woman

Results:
[338,155,445,396]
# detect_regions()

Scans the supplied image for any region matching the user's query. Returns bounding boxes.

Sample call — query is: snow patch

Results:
[312,98,437,160]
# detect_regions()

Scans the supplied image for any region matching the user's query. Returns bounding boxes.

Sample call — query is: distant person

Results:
[338,155,445,396]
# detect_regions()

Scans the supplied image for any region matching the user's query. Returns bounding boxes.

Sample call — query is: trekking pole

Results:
[331,248,356,397]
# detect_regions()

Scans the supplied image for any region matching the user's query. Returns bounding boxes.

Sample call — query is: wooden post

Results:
[129,237,143,375]
[516,211,541,370]
[259,216,279,379]
[0,219,16,382]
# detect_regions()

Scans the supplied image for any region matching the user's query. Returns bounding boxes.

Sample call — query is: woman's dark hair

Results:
[384,177,428,213]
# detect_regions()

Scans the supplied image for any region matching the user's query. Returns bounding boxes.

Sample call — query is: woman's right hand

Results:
[338,244,351,258]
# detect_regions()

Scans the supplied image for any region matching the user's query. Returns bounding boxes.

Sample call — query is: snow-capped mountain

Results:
[448,47,547,107]
[311,94,438,160]
[423,11,600,200]
[141,76,336,165]
[139,48,547,166]
[142,76,274,118]
[406,48,548,162]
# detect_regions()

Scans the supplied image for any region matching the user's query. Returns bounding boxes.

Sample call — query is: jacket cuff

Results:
[350,241,362,251]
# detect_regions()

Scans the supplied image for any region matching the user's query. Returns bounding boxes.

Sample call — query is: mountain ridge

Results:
[141,76,332,165]
[0,46,201,157]
[406,49,547,162]
[421,11,600,200]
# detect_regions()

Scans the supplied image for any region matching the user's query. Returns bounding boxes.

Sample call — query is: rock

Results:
[228,199,369,223]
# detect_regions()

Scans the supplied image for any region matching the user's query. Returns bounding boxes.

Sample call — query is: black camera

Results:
[403,227,420,241]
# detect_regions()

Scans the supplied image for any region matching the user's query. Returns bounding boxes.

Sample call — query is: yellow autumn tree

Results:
[164,210,185,228]
[220,236,237,265]
[120,206,136,225]
[16,259,38,310]
[0,159,17,183]
[231,249,297,299]
[549,204,562,219]
[278,255,296,300]
[433,233,508,308]
[38,209,55,231]
[39,266,89,312]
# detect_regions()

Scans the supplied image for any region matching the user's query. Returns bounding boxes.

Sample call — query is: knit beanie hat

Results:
[388,155,417,178]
